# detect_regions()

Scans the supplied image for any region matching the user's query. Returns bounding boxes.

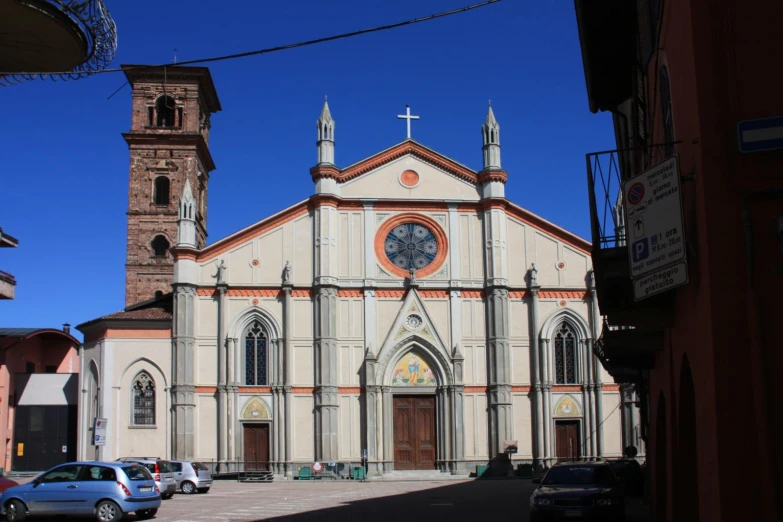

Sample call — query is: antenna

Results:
[174,48,178,64]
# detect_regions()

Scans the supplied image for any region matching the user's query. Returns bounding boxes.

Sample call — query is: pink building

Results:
[0,327,79,472]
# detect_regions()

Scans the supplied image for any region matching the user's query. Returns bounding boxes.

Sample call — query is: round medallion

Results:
[400,169,420,188]
[384,223,438,271]
[404,313,424,331]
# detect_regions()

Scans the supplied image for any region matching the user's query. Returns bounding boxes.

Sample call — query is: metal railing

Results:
[1,0,117,86]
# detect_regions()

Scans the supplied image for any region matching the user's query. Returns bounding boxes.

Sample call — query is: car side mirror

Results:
[532,478,541,484]
[31,478,40,487]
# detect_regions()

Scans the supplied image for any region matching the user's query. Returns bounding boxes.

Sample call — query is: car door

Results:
[27,464,85,515]
[74,465,117,515]
[170,461,183,488]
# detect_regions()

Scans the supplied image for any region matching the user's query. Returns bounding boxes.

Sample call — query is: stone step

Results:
[368,471,469,482]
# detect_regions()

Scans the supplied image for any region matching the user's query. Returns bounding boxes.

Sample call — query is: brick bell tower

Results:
[121,65,221,307]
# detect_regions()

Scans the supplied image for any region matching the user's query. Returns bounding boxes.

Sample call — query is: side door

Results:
[27,464,84,515]
[74,465,117,515]
[170,461,184,487]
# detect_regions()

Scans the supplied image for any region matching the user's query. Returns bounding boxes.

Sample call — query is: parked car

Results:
[529,461,626,521]
[0,461,160,522]
[170,460,212,494]
[0,478,18,494]
[606,458,644,497]
[116,458,176,499]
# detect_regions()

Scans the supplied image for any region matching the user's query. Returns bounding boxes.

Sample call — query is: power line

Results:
[2,0,501,85]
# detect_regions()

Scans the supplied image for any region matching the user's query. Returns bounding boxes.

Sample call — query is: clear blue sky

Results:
[0,0,613,338]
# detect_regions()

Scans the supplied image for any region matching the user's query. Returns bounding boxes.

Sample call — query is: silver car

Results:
[170,460,213,494]
[116,458,177,499]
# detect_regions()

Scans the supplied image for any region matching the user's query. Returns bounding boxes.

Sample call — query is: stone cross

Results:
[397,105,420,139]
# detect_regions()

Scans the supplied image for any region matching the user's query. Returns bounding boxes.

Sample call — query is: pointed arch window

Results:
[132,372,155,425]
[244,321,268,386]
[554,323,577,385]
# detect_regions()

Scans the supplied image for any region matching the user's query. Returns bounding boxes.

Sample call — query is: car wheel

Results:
[197,488,210,494]
[181,481,196,494]
[136,508,158,520]
[4,500,26,522]
[161,493,174,500]
[95,500,123,522]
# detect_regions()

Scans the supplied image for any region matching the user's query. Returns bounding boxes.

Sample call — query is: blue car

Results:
[1,461,161,522]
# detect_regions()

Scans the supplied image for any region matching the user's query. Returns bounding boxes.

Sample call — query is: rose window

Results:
[384,223,438,270]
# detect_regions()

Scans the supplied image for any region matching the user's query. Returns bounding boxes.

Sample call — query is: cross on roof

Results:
[397,105,420,139]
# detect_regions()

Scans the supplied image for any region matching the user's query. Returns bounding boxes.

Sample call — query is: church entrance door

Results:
[393,395,436,470]
[555,420,581,462]
[243,423,270,471]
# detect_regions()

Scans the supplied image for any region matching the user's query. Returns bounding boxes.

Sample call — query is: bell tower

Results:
[121,65,221,307]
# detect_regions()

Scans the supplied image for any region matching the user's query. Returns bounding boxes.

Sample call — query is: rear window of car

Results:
[543,465,615,485]
[122,465,153,481]
[193,462,209,471]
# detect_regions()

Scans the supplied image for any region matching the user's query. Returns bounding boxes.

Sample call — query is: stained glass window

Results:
[132,372,155,425]
[384,223,438,271]
[554,323,577,385]
[245,321,268,386]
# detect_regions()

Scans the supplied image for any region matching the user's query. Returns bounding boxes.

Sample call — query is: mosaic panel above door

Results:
[392,352,437,386]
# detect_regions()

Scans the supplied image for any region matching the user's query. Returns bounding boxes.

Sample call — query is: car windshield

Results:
[543,465,615,485]
[193,462,209,471]
[122,465,153,481]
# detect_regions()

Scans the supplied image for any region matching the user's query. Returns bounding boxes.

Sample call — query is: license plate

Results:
[564,510,582,517]
[138,486,152,492]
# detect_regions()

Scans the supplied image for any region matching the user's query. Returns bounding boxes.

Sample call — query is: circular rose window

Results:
[384,223,439,271]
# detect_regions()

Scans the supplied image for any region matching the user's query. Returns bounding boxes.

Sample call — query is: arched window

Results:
[660,66,675,156]
[244,321,268,385]
[132,371,155,425]
[156,95,176,127]
[554,323,577,384]
[154,176,170,205]
[151,235,169,257]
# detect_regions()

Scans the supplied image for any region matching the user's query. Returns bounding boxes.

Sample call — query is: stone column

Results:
[528,271,544,469]
[588,270,604,458]
[451,384,466,473]
[580,339,591,458]
[486,287,513,458]
[216,283,228,471]
[364,339,379,474]
[314,285,339,461]
[231,337,242,465]
[172,284,197,460]
[226,336,236,465]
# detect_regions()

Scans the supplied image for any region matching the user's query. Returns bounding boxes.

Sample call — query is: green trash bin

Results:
[476,464,489,477]
[517,463,534,477]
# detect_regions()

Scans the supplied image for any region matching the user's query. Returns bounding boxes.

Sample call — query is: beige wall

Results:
[601,391,623,457]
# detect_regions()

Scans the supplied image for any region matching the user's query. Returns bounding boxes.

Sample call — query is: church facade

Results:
[77,66,636,476]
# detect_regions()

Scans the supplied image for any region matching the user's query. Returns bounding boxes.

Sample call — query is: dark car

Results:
[529,462,626,521]
[0,478,18,494]
[606,458,644,497]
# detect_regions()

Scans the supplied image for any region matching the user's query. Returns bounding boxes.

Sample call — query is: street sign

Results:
[94,417,107,446]
[633,261,689,300]
[623,156,687,279]
[312,462,323,472]
[738,116,783,153]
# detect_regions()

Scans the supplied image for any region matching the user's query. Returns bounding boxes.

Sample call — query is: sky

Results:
[0,0,614,339]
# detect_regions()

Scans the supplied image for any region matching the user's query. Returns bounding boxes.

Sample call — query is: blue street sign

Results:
[738,116,783,153]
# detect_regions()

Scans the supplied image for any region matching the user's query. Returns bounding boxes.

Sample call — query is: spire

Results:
[317,96,335,165]
[176,179,197,248]
[482,101,501,169]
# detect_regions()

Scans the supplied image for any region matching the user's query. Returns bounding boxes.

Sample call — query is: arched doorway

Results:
[673,357,699,522]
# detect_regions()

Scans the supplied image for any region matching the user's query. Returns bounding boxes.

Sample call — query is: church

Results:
[76,65,637,477]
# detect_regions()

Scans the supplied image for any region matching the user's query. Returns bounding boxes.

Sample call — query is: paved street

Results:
[66,478,650,522]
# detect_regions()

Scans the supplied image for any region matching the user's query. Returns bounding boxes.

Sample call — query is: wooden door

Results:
[555,421,580,461]
[243,424,270,470]
[394,396,436,470]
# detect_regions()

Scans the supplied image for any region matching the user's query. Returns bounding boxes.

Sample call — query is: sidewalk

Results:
[627,497,654,522]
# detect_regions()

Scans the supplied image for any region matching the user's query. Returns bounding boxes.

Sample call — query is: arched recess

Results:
[117,357,169,389]
[539,308,591,342]
[228,306,282,342]
[375,335,453,388]
[86,359,100,421]
[673,356,699,522]
[228,306,283,386]
[655,392,668,522]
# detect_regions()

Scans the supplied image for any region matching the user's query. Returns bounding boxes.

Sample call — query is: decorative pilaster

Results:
[451,384,466,473]
[282,284,293,476]
[364,342,379,474]
[541,338,553,465]
[528,265,544,469]
[588,271,604,458]
[314,285,339,461]
[172,284,197,460]
[381,386,393,472]
[216,283,228,471]
[486,287,513,457]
